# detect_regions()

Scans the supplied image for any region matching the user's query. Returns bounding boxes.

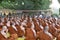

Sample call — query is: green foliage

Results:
[0,0,50,10]
[51,14,59,17]
[0,0,2,3]
[40,0,50,10]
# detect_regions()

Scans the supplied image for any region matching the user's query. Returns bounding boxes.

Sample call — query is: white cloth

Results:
[39,15,43,18]
[31,22,36,37]
[31,22,35,29]
[12,25,17,31]
[1,26,8,38]
[20,25,25,33]
[1,31,7,38]
[16,21,19,25]
[45,31,53,39]
[31,28,36,37]
[39,25,44,30]
[6,21,10,27]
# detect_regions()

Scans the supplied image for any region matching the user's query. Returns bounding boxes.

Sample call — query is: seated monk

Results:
[15,22,24,37]
[47,21,52,25]
[33,21,42,32]
[31,21,36,37]
[55,24,60,29]
[26,21,32,28]
[1,26,8,38]
[48,24,57,37]
[25,28,36,40]
[0,32,8,40]
[6,20,18,40]
[6,21,18,38]
[0,25,8,40]
[21,19,27,28]
[36,26,53,40]
[38,18,46,27]
[27,16,32,26]
[32,18,42,31]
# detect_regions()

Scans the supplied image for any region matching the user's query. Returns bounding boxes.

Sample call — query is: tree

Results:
[0,0,50,10]
[0,0,2,3]
[41,0,50,10]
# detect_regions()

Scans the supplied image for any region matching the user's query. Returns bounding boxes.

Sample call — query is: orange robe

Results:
[25,28,36,40]
[7,26,17,34]
[36,31,53,40]
[0,33,7,40]
[15,24,24,37]
[57,34,60,40]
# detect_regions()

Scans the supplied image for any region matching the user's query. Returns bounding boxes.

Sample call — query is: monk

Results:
[26,21,32,28]
[0,32,7,40]
[36,26,53,40]
[6,21,18,39]
[0,25,8,40]
[33,19,42,32]
[25,28,36,40]
[15,23,24,37]
[48,24,57,37]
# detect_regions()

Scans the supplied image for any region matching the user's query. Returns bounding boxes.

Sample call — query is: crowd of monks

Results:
[0,14,60,40]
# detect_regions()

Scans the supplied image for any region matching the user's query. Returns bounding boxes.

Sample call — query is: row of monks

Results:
[0,15,60,40]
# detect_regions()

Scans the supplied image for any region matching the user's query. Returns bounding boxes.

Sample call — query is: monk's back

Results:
[0,33,7,40]
[25,28,36,40]
[37,31,52,40]
[8,26,16,34]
